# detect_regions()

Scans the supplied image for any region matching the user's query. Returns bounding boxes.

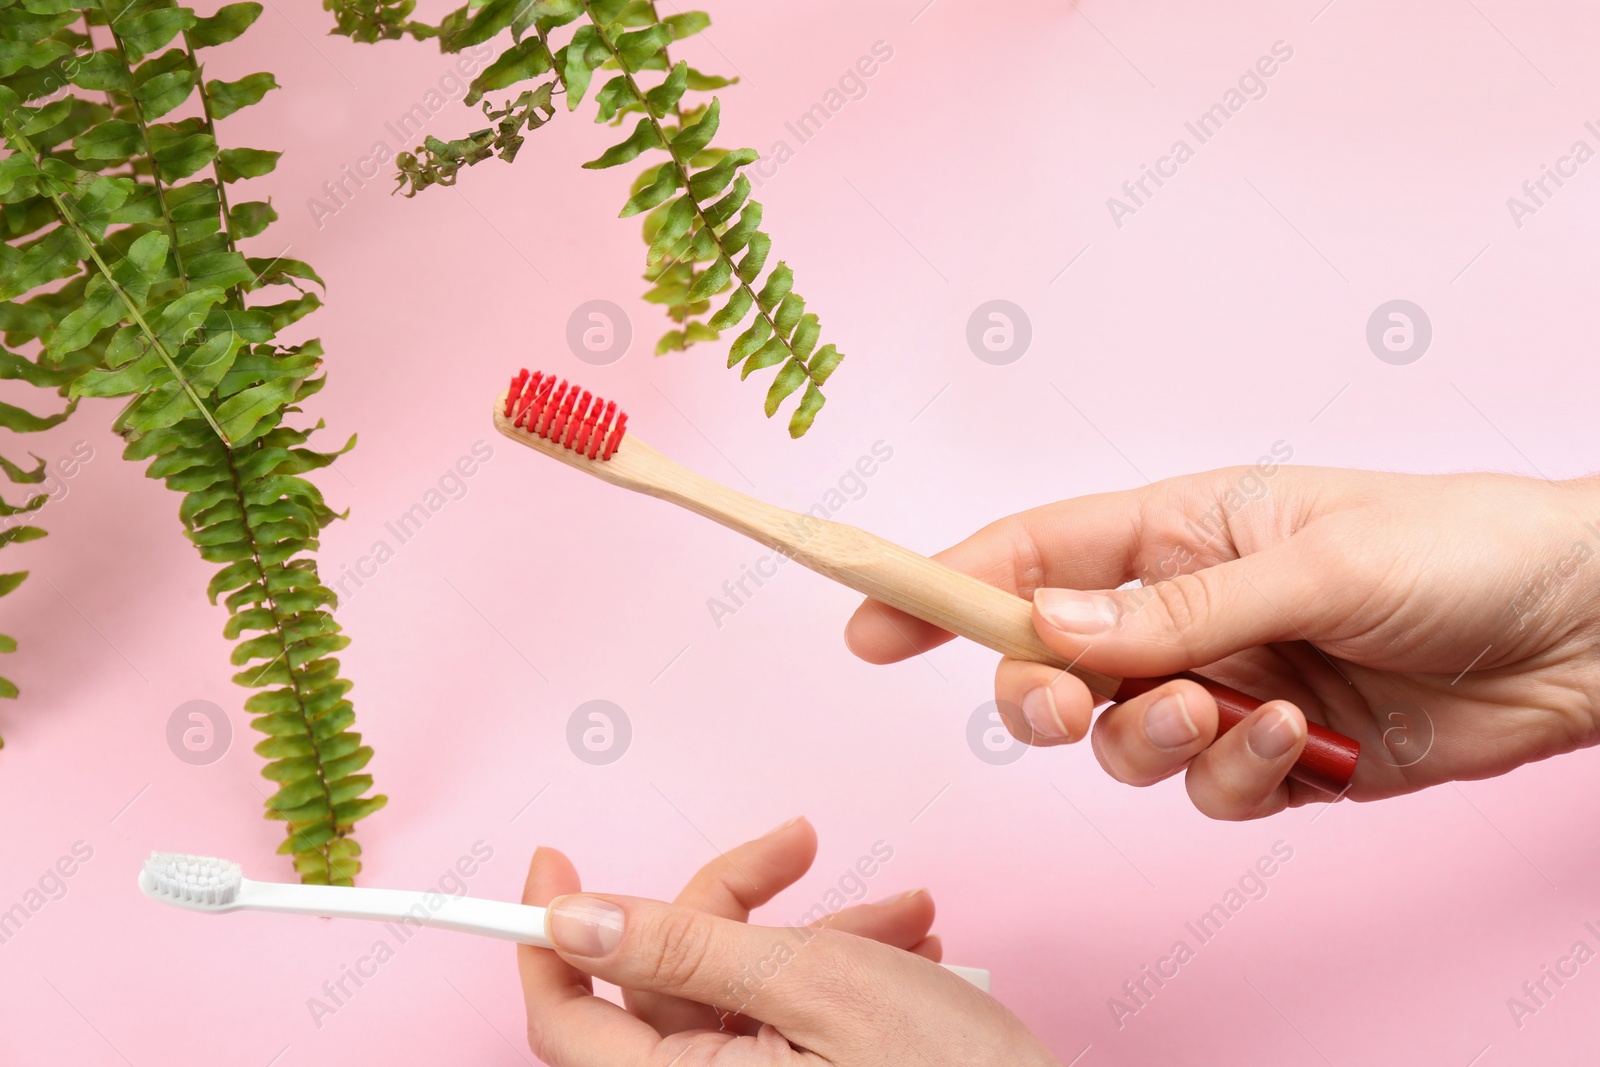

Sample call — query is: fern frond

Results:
[577,6,841,436]
[0,0,383,883]
[342,0,844,435]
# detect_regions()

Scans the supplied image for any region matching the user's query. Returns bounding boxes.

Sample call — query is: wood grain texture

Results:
[495,395,1359,792]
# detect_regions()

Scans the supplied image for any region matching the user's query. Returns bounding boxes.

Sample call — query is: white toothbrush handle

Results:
[941,964,990,991]
[240,880,552,947]
[237,882,989,987]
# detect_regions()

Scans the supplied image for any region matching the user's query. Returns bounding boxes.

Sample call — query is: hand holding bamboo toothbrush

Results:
[492,368,1359,794]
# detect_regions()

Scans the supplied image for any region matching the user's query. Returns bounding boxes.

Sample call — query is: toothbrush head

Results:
[140,852,243,909]
[501,368,628,461]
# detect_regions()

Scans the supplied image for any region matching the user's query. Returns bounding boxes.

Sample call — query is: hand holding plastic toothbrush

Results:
[518,817,1060,1067]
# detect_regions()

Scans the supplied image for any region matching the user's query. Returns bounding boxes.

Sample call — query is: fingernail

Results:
[1022,686,1068,740]
[1247,706,1301,761]
[1143,692,1199,750]
[763,815,804,837]
[875,888,926,906]
[547,895,625,957]
[1035,588,1120,633]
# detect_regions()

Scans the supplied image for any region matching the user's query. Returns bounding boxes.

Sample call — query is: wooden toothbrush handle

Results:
[810,525,1358,794]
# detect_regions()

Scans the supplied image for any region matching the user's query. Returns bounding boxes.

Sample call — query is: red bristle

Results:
[538,380,568,439]
[602,412,628,459]
[574,397,598,454]
[548,384,575,441]
[576,398,601,454]
[505,370,629,461]
[513,371,543,427]
[563,391,592,449]
[504,369,528,418]
[524,373,552,429]
[587,401,616,459]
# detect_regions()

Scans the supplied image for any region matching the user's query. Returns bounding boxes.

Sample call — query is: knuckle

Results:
[1152,572,1213,642]
[645,909,714,992]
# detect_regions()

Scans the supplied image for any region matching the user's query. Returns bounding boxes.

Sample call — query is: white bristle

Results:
[143,852,242,906]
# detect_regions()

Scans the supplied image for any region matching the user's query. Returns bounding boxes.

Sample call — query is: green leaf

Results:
[206,73,279,120]
[688,149,755,200]
[0,397,72,434]
[645,60,688,118]
[728,315,771,368]
[215,378,301,443]
[764,358,807,416]
[465,37,551,105]
[685,255,731,302]
[670,97,719,160]
[448,0,522,48]
[582,116,661,170]
[112,7,198,62]
[217,147,280,182]
[615,24,670,68]
[774,292,804,337]
[229,200,277,238]
[707,285,751,330]
[67,51,130,92]
[787,382,826,438]
[619,162,680,217]
[736,231,770,283]
[720,201,763,253]
[561,24,602,106]
[132,49,197,119]
[808,343,843,385]
[0,526,46,549]
[741,336,788,379]
[189,3,265,47]
[755,261,792,312]
[701,174,749,227]
[684,66,736,91]
[73,120,143,162]
[662,12,711,39]
[249,257,325,289]
[153,131,219,181]
[0,40,71,78]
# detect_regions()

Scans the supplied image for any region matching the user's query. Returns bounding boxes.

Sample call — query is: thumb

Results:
[1031,543,1319,678]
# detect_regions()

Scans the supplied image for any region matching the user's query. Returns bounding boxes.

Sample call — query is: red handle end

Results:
[1114,672,1358,794]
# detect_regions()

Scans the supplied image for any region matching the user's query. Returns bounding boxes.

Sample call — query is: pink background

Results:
[4,0,1600,1063]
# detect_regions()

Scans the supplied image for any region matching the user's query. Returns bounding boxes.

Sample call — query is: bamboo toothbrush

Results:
[493,369,1360,794]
